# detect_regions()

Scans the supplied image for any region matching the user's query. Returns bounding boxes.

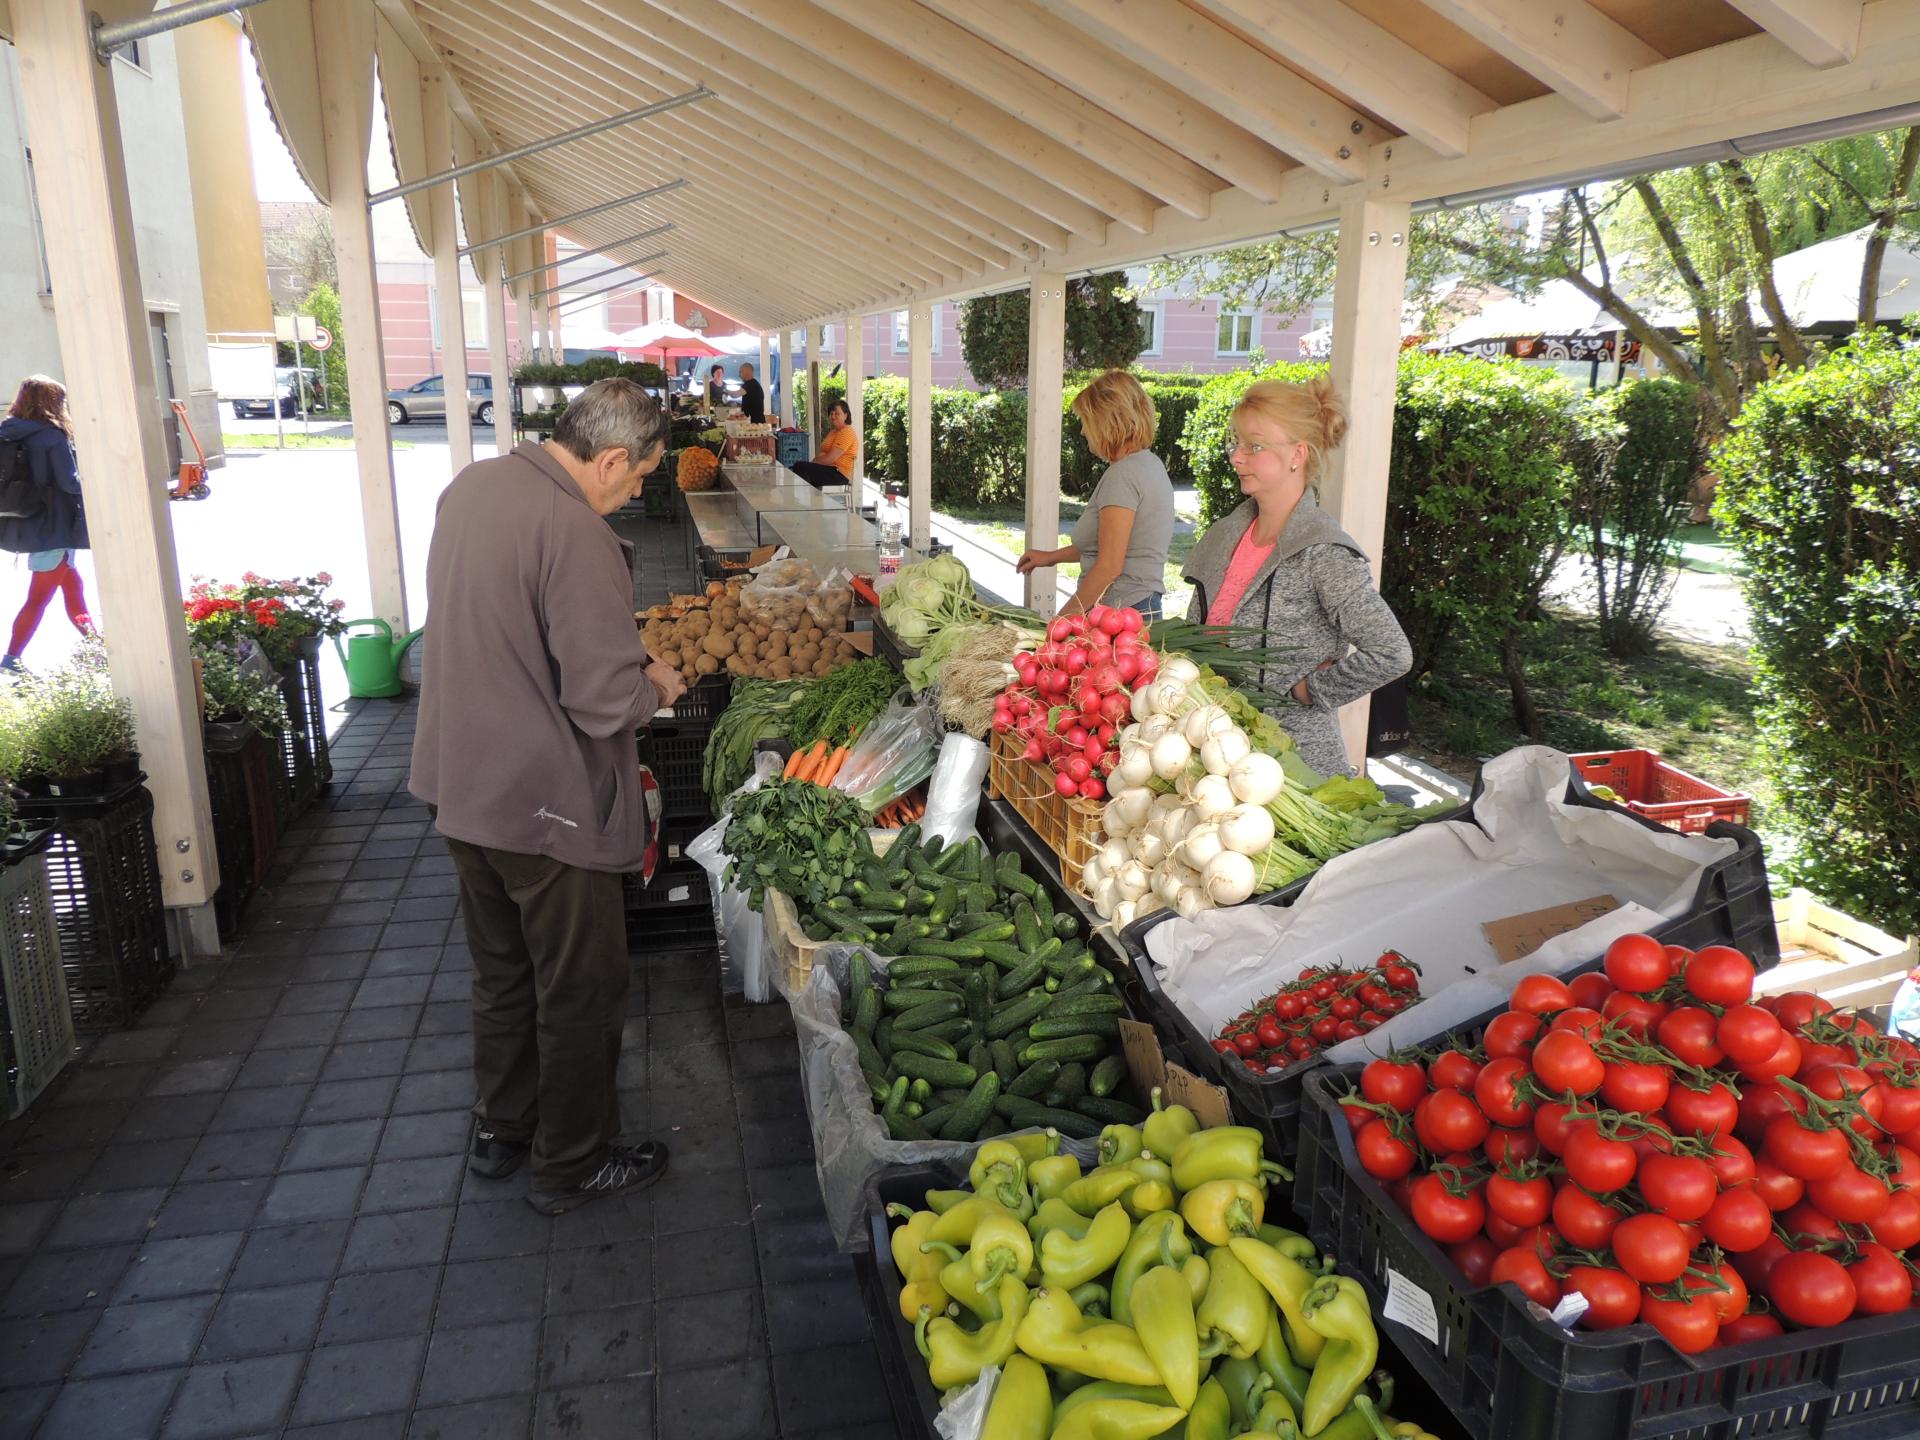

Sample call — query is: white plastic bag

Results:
[922,733,989,848]
[686,753,785,1003]
[831,690,940,812]
[935,1366,999,1440]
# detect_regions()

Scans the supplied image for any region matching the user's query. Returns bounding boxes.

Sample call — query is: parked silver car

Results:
[386,374,494,426]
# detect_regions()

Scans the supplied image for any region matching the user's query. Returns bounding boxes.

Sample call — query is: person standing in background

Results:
[705,364,726,413]
[738,362,765,425]
[0,376,92,673]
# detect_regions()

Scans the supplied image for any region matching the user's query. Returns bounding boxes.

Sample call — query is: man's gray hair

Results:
[552,378,668,465]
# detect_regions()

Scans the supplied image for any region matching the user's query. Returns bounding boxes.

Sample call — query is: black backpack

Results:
[0,436,46,520]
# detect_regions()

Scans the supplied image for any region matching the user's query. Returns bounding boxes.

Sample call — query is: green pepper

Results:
[1051,1381,1175,1427]
[1228,1237,1331,1368]
[1300,1275,1379,1436]
[1099,1123,1145,1167]
[1283,1375,1396,1440]
[1183,1377,1233,1440]
[1109,1211,1190,1327]
[1041,1201,1132,1289]
[981,1352,1052,1440]
[1196,1243,1269,1360]
[1122,1155,1176,1220]
[1181,1253,1211,1307]
[1012,1286,1160,1385]
[924,1187,972,1214]
[1069,1282,1110,1319]
[927,1245,1005,1324]
[969,1210,1035,1284]
[971,1139,1029,1212]
[1141,1088,1201,1161]
[928,1193,1014,1247]
[1215,1355,1275,1430]
[1049,1398,1192,1440]
[1258,1224,1320,1262]
[1062,1165,1143,1216]
[1251,1387,1301,1433]
[1008,1129,1061,1166]
[1171,1126,1291,1193]
[916,1275,1028,1388]
[1180,1178,1265,1246]
[1030,1153,1083,1203]
[1030,1197,1096,1245]
[1257,1299,1312,1418]
[1129,1264,1200,1409]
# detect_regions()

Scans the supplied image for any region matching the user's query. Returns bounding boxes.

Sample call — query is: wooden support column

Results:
[481,175,513,456]
[1023,272,1067,615]
[11,0,220,944]
[315,0,408,632]
[807,323,825,450]
[422,76,473,474]
[1324,193,1412,767]
[843,312,866,486]
[907,303,933,551]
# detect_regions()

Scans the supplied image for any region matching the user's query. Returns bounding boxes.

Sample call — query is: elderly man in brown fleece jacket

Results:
[411,379,687,1215]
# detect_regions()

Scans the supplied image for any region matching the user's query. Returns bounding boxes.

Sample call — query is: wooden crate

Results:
[1757,888,1917,1008]
[987,728,1104,898]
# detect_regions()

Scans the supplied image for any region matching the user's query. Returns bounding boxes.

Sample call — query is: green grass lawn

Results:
[1409,607,1769,823]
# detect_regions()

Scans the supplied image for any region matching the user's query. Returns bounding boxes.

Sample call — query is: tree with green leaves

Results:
[959,272,1147,387]
[297,285,347,414]
[1146,128,1920,433]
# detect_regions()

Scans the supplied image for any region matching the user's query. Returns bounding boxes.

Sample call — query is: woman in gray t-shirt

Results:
[1016,371,1176,619]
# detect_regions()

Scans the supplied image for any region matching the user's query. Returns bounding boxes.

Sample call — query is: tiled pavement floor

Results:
[0,513,902,1439]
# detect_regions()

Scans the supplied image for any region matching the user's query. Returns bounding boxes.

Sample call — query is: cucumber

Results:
[933,1088,972,1107]
[889,1031,959,1062]
[916,1103,959,1135]
[894,996,967,1031]
[986,991,1052,1039]
[823,894,856,913]
[964,970,991,1033]
[1028,937,1064,972]
[976,942,1032,971]
[961,886,988,916]
[996,851,1023,890]
[1045,993,1126,1019]
[1052,1061,1088,1100]
[1075,1095,1146,1125]
[849,951,873,1011]
[996,957,1047,998]
[851,988,881,1036]
[874,1015,896,1059]
[931,841,969,875]
[1019,1034,1109,1065]
[851,886,907,913]
[885,1111,933,1142]
[880,1075,909,1117]
[951,912,1008,935]
[892,1052,978,1088]
[968,884,998,913]
[887,956,963,983]
[847,908,904,929]
[990,1039,1020,1085]
[920,834,945,862]
[908,1078,933,1103]
[923,1017,973,1045]
[851,1029,886,1076]
[927,884,960,927]
[890,919,938,945]
[1001,866,1039,902]
[964,921,1017,946]
[1013,900,1042,952]
[939,1071,1002,1140]
[1051,912,1082,940]
[1007,1058,1062,1099]
[905,938,987,962]
[882,986,958,1012]
[1032,885,1055,929]
[906,884,940,913]
[884,825,918,870]
[802,921,833,942]
[997,1097,1100,1139]
[1028,1012,1120,1041]
[1089,1054,1129,1098]
[967,1042,994,1077]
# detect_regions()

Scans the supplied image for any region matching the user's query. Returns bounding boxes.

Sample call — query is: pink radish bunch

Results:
[989,605,1160,800]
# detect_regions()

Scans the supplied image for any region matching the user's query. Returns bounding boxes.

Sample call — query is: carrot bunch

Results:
[872,788,927,829]
[783,739,851,787]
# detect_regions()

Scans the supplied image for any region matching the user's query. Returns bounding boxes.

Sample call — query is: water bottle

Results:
[879,488,903,577]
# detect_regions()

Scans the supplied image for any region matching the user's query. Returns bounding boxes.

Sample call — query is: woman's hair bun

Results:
[1306,373,1349,453]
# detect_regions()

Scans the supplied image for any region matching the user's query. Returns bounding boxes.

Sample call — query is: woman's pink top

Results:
[1207,527,1276,624]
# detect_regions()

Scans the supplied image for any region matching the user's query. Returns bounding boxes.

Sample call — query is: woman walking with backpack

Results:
[0,376,92,672]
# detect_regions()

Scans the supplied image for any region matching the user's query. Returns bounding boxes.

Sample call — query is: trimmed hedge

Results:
[1184,360,1327,524]
[1384,355,1580,730]
[1713,330,1920,935]
[512,358,666,388]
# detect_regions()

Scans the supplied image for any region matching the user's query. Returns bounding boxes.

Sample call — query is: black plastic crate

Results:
[291,641,333,788]
[622,862,714,948]
[1124,778,1776,1159]
[20,778,173,1031]
[638,723,708,822]
[859,1161,963,1440]
[205,727,261,940]
[695,544,756,585]
[1294,1064,1920,1440]
[659,674,731,728]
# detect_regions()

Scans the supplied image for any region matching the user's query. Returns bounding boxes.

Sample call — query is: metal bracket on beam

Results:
[458,179,688,259]
[503,224,674,286]
[92,0,271,63]
[551,277,659,314]
[532,253,669,300]
[369,87,710,206]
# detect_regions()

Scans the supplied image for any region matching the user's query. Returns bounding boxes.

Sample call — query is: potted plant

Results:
[6,655,140,800]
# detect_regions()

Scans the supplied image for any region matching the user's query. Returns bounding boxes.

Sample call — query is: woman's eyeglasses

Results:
[1226,439,1273,460]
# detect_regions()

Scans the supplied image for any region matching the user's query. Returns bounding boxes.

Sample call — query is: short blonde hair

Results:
[1072,371,1156,462]
[1232,374,1349,488]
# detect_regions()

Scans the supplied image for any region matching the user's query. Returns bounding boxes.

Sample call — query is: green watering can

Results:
[334,618,426,699]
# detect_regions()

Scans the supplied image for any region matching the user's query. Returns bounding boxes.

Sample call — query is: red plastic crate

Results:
[1569,749,1751,834]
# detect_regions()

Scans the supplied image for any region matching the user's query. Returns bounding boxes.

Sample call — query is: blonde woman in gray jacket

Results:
[1181,375,1411,777]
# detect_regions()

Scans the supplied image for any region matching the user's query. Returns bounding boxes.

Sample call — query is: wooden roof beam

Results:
[1414,0,1660,120]
[793,0,1220,219]
[531,0,1066,254]
[1727,0,1863,66]
[600,0,1103,244]
[916,0,1296,202]
[1189,0,1496,157]
[1035,0,1385,182]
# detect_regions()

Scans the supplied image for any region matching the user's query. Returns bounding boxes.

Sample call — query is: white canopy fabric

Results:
[1736,224,1920,329]
[1436,279,1631,348]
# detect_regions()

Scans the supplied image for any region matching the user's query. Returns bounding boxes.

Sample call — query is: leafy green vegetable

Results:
[702,679,805,811]
[784,658,900,748]
[722,778,876,911]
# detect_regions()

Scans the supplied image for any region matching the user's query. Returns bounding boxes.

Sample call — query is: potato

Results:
[769,659,792,679]
[736,637,757,661]
[764,635,787,658]
[694,653,719,675]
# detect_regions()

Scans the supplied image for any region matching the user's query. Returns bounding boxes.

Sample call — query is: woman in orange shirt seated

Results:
[793,400,857,489]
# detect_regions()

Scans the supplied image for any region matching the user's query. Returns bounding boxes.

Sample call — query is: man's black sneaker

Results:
[526,1141,669,1216]
[468,1121,531,1179]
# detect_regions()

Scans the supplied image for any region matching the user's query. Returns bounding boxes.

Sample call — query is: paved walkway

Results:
[0,509,899,1440]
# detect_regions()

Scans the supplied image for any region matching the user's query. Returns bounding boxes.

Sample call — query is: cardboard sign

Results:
[1483,894,1622,963]
[1118,1019,1231,1130]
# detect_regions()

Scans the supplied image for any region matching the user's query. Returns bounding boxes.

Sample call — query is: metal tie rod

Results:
[369,87,710,206]
[532,252,669,300]
[458,179,686,259]
[93,0,272,60]
[503,224,674,286]
[551,279,658,315]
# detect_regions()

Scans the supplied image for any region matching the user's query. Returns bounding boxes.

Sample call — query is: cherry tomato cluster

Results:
[1213,952,1424,1075]
[1339,932,1920,1356]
